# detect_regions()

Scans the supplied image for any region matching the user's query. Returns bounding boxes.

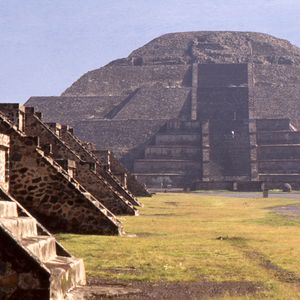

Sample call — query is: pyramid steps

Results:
[258,144,300,159]
[1,217,37,239]
[145,145,201,159]
[22,235,57,262]
[257,118,300,188]
[106,151,150,198]
[46,256,85,298]
[259,173,300,181]
[62,126,142,206]
[37,148,124,231]
[0,195,86,299]
[58,125,143,206]
[257,130,300,144]
[100,168,142,207]
[92,174,138,216]
[133,119,202,188]
[155,133,201,145]
[23,111,137,216]
[134,159,202,173]
[256,119,291,131]
[258,159,300,174]
[0,201,18,217]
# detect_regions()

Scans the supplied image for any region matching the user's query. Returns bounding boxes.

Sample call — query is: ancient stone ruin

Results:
[26,31,300,190]
[0,106,124,235]
[0,130,85,298]
[0,98,152,298]
[0,100,151,298]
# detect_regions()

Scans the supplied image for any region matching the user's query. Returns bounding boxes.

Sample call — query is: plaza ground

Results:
[58,192,300,299]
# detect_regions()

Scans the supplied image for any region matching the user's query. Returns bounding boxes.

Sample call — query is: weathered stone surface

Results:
[25,31,300,189]
[23,109,137,215]
[0,130,86,299]
[0,196,86,299]
[0,112,122,234]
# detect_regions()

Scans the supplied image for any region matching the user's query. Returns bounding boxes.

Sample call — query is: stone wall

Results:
[0,104,25,132]
[0,116,121,235]
[24,110,136,215]
[258,131,300,144]
[59,127,146,202]
[134,159,202,173]
[75,161,136,214]
[0,133,10,192]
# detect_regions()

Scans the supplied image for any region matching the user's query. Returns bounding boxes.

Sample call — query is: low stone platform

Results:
[0,189,86,299]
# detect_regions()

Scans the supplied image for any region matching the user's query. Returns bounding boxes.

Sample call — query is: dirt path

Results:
[74,278,263,299]
[214,236,300,298]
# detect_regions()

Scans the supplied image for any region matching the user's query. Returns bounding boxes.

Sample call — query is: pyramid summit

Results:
[26,31,300,190]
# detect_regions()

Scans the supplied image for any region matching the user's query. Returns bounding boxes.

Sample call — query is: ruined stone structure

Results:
[26,31,300,189]
[44,121,145,206]
[89,147,150,198]
[0,132,85,299]
[24,106,138,215]
[0,108,123,235]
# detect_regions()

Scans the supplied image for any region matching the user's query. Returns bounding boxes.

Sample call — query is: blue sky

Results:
[0,0,300,103]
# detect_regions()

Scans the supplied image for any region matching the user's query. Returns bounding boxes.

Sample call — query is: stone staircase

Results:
[133,119,202,189]
[58,124,143,206]
[33,142,123,234]
[0,111,122,235]
[257,119,300,188]
[23,110,137,216]
[0,189,85,299]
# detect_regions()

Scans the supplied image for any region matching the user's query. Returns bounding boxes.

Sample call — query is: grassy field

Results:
[57,192,300,299]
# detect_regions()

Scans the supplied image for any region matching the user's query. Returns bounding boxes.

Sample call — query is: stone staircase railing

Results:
[0,187,86,299]
[0,113,123,235]
[60,126,142,206]
[26,111,137,216]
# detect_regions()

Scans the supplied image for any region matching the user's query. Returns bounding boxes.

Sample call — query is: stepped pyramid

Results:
[26,31,300,190]
[135,119,202,188]
[0,131,85,299]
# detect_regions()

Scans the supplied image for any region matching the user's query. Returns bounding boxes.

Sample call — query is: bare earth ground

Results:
[73,278,262,300]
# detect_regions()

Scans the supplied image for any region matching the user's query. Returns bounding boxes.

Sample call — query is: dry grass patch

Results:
[57,192,300,299]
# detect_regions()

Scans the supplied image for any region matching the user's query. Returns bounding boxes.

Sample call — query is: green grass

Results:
[57,193,300,299]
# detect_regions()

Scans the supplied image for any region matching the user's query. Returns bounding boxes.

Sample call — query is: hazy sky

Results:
[1,0,300,103]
